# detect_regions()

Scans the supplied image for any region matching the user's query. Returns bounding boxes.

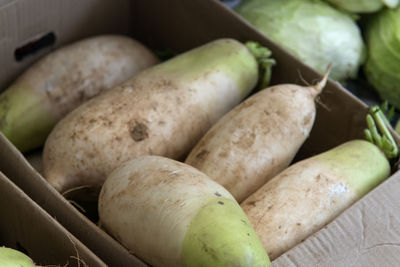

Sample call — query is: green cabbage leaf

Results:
[326,0,399,13]
[365,7,400,109]
[235,0,366,82]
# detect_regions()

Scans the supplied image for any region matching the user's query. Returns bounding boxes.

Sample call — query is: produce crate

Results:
[0,0,399,266]
[0,171,106,266]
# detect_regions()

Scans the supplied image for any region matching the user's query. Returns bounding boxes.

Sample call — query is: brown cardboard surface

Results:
[0,171,106,266]
[0,0,399,266]
[273,171,400,267]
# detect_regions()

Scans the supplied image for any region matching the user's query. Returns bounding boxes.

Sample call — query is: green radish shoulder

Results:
[0,246,36,267]
[240,105,398,260]
[98,155,271,267]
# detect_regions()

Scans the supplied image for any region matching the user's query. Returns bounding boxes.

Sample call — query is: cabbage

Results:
[235,0,366,82]
[0,247,35,267]
[326,0,399,13]
[364,7,400,109]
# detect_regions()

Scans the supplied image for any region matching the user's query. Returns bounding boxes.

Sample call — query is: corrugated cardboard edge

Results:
[0,133,148,266]
[0,171,106,266]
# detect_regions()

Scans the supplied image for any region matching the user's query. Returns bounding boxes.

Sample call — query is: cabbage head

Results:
[326,0,399,13]
[235,0,366,82]
[364,7,400,109]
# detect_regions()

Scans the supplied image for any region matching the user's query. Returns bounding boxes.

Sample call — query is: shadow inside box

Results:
[344,77,400,126]
[63,193,101,224]
[24,148,101,224]
[344,75,382,107]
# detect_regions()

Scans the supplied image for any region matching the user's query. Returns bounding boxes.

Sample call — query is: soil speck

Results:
[129,121,149,141]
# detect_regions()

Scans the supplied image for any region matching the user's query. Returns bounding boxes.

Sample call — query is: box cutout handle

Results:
[14,32,56,62]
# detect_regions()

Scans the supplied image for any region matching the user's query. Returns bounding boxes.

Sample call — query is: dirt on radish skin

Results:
[0,35,158,152]
[42,38,274,196]
[185,68,330,202]
[241,139,391,260]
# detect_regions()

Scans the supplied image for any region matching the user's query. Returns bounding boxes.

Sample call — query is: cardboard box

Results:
[0,171,106,266]
[0,0,399,266]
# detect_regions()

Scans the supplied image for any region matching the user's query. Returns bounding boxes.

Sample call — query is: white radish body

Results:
[20,35,159,119]
[42,38,260,194]
[241,140,390,260]
[185,75,328,202]
[0,35,158,152]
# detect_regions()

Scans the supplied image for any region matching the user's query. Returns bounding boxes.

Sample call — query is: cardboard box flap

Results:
[0,171,106,266]
[273,171,400,267]
[0,133,147,266]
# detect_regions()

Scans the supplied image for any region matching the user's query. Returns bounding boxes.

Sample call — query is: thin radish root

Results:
[62,184,100,212]
[311,63,332,95]
[67,200,87,213]
[315,95,331,112]
[65,232,89,267]
[61,185,94,196]
[297,69,311,87]
[36,233,89,267]
[62,185,96,213]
